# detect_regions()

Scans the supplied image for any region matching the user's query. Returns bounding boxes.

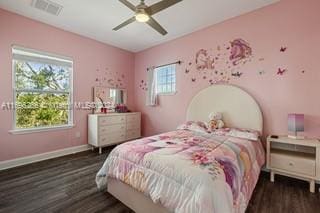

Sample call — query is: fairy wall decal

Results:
[183,38,254,85]
[229,39,252,66]
[195,49,215,71]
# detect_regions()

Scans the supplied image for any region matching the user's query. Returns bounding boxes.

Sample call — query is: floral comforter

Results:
[96,129,265,213]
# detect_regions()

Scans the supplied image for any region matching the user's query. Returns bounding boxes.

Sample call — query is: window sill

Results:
[157,91,177,96]
[9,124,75,135]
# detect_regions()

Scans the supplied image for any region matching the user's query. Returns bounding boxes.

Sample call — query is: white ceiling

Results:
[0,0,279,52]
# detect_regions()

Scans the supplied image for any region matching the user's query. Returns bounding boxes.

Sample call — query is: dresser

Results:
[267,136,320,193]
[88,112,141,154]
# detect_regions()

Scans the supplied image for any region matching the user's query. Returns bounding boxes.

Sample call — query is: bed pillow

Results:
[177,121,209,134]
[211,127,260,141]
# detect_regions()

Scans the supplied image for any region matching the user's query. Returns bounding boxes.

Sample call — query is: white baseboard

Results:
[0,144,91,171]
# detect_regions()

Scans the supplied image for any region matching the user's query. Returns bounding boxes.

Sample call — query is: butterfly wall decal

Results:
[277,68,287,75]
[139,80,148,90]
[258,70,266,75]
[280,47,287,52]
[185,69,190,74]
[231,72,243,77]
[191,78,196,82]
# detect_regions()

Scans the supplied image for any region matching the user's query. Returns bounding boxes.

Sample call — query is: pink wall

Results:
[1,0,320,162]
[0,9,134,161]
[134,0,320,139]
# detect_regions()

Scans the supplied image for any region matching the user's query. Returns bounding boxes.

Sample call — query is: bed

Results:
[96,85,265,213]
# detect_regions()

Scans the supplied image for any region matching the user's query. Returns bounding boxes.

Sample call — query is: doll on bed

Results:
[207,112,225,131]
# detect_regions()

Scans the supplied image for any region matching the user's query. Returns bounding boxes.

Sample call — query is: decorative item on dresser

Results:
[266,136,320,193]
[93,87,127,114]
[88,112,141,154]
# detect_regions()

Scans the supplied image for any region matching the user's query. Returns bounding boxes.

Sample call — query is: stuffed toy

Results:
[208,112,225,131]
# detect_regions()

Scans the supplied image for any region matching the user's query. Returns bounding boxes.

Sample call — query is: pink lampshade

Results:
[288,114,304,132]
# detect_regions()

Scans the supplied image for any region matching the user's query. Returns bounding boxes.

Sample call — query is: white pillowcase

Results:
[210,128,260,141]
[177,121,209,134]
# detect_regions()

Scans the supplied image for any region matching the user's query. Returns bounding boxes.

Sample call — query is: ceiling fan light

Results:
[135,12,150,22]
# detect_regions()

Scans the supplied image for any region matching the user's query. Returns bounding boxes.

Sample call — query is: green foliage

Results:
[16,93,69,128]
[15,61,69,90]
[14,61,71,129]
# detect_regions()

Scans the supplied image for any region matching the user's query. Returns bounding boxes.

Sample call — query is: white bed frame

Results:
[186,84,263,132]
[107,85,263,213]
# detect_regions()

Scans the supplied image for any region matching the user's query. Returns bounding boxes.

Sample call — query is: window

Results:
[12,46,73,132]
[155,64,176,95]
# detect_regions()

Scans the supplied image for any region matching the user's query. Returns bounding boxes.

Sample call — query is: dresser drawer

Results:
[270,153,316,177]
[99,124,126,135]
[99,115,126,126]
[126,114,140,123]
[126,121,141,130]
[126,129,141,140]
[99,132,126,146]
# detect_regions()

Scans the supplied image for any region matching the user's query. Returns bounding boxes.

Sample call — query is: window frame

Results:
[155,64,177,96]
[10,46,74,134]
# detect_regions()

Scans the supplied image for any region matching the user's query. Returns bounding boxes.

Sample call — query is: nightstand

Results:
[266,136,320,193]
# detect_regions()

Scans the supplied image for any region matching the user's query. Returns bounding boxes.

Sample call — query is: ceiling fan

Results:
[113,0,183,36]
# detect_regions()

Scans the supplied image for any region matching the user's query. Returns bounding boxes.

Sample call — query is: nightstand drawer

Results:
[270,153,316,177]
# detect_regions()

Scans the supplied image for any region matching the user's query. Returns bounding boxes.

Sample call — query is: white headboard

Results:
[186,85,263,132]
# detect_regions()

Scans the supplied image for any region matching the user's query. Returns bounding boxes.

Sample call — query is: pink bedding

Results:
[96,129,265,213]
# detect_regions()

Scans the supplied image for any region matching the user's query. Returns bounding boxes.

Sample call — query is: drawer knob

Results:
[289,162,294,166]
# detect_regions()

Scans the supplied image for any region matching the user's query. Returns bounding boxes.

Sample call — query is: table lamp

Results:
[288,113,304,139]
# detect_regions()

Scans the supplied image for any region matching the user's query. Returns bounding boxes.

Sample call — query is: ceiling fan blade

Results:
[118,0,136,11]
[147,17,167,35]
[147,0,183,15]
[113,17,136,31]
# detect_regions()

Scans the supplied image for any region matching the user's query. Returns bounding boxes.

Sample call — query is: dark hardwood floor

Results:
[0,147,319,213]
[247,172,320,213]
